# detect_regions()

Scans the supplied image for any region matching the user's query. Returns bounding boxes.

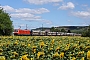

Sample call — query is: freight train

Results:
[13,29,81,36]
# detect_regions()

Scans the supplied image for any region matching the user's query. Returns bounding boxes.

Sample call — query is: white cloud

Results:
[67,20,72,22]
[71,11,90,18]
[11,13,41,19]
[58,2,75,10]
[79,22,88,26]
[87,8,90,12]
[53,3,60,6]
[1,5,15,12]
[1,5,49,14]
[82,4,88,7]
[24,0,63,5]
[1,5,52,24]
[15,8,49,14]
[39,19,52,24]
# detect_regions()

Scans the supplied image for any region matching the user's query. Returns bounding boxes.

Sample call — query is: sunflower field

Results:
[0,36,90,60]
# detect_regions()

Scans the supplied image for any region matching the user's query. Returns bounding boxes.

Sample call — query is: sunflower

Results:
[87,50,90,59]
[71,57,76,60]
[20,54,29,60]
[40,41,45,48]
[37,52,45,59]
[81,57,84,60]
[60,52,64,58]
[28,44,30,47]
[0,56,6,60]
[51,39,54,45]
[53,52,59,58]
[56,47,60,51]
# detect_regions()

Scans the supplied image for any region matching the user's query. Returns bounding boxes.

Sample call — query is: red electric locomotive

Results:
[13,29,31,35]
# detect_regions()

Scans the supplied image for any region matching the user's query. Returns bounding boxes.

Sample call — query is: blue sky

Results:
[0,0,90,29]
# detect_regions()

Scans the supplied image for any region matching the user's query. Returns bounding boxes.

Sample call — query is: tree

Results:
[0,7,13,35]
[60,28,66,32]
[54,29,60,32]
[50,27,60,32]
[50,27,55,32]
[67,30,71,33]
[81,25,90,37]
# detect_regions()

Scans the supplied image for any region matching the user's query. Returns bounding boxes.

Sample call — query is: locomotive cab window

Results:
[14,30,18,32]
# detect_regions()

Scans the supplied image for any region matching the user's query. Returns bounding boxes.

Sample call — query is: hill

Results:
[55,26,88,34]
[32,26,88,34]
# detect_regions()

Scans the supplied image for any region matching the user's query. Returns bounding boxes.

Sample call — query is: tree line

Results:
[81,25,90,37]
[50,27,71,33]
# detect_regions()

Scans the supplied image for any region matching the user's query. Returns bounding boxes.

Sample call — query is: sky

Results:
[0,0,90,29]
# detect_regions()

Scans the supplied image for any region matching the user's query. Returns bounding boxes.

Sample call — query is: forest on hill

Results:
[34,26,88,34]
[55,26,88,34]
